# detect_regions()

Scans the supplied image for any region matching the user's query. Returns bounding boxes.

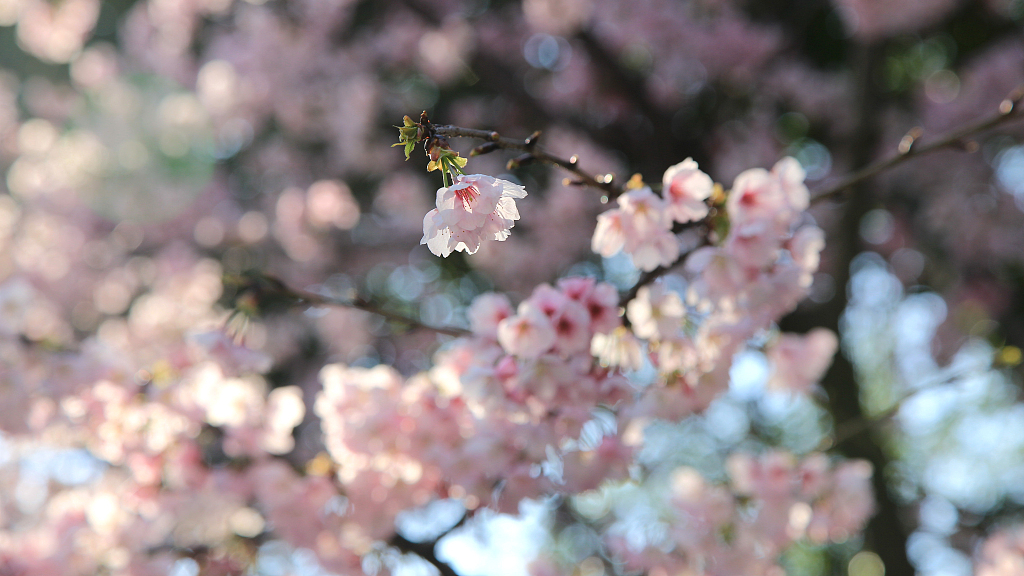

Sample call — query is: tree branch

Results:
[614,84,1024,311]
[811,84,1024,204]
[618,229,709,308]
[289,286,471,338]
[387,512,468,576]
[432,124,623,198]
[388,532,460,576]
[226,273,470,338]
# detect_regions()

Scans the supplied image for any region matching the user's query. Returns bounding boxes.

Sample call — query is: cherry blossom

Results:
[467,292,515,340]
[975,524,1024,576]
[626,282,687,341]
[765,328,839,394]
[558,276,621,334]
[421,174,527,257]
[662,157,714,223]
[591,186,680,271]
[1,1,1018,574]
[497,301,558,359]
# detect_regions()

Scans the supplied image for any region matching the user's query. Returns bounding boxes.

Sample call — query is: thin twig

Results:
[616,217,712,307]
[811,84,1024,204]
[831,400,902,446]
[618,234,710,308]
[289,286,471,338]
[432,125,623,197]
[831,369,969,446]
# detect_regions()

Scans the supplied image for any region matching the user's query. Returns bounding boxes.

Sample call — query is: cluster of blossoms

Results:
[487,276,621,359]
[532,451,875,576]
[307,251,855,576]
[591,158,714,271]
[975,524,1024,576]
[312,286,636,530]
[395,150,865,576]
[1,0,1023,573]
[587,158,835,421]
[0,263,358,573]
[0,123,860,576]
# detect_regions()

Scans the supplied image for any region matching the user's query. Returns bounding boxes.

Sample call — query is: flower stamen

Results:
[455,185,480,210]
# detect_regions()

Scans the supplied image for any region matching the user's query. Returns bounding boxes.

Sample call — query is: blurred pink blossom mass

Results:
[0,1,1023,576]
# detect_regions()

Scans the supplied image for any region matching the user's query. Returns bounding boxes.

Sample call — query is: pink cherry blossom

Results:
[617,186,670,239]
[773,156,809,213]
[497,301,557,359]
[529,283,571,319]
[550,299,592,355]
[626,282,686,341]
[975,524,1024,576]
[558,276,621,333]
[727,451,798,500]
[808,460,875,543]
[556,276,598,300]
[765,328,839,394]
[467,292,514,340]
[591,186,681,271]
[421,174,527,257]
[727,157,808,233]
[520,283,594,355]
[662,157,713,223]
[630,228,681,272]
[788,224,826,279]
[724,218,784,270]
[591,208,629,257]
[727,167,786,228]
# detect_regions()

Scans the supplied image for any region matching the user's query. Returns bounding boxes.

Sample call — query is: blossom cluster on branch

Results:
[2,1,1024,576]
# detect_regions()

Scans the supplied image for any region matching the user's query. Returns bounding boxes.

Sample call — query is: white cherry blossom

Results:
[421,174,527,257]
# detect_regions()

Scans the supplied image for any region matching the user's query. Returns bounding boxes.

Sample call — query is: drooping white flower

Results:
[421,174,527,257]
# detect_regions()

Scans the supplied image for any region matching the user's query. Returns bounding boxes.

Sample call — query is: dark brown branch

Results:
[616,217,712,307]
[289,286,471,338]
[225,272,470,338]
[432,125,623,198]
[811,84,1024,204]
[388,533,459,576]
[387,512,468,576]
[618,233,710,308]
[621,267,667,309]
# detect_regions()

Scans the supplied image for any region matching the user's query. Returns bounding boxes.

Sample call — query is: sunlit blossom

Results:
[662,157,713,223]
[421,174,527,257]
